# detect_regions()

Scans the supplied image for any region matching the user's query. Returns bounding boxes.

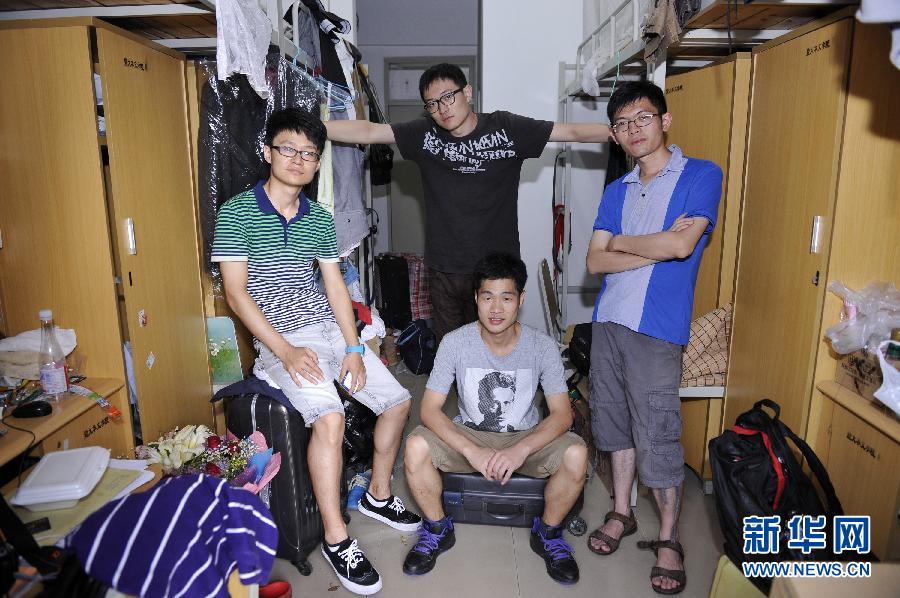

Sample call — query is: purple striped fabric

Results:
[65,474,278,597]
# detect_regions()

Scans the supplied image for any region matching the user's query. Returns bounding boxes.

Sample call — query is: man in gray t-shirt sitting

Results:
[402,253,588,585]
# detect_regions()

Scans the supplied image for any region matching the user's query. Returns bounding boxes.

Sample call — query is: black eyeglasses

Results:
[271,146,321,162]
[424,88,464,113]
[611,113,659,134]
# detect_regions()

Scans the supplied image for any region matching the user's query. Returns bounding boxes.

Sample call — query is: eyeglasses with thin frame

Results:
[610,113,659,134]
[424,87,464,113]
[270,145,321,162]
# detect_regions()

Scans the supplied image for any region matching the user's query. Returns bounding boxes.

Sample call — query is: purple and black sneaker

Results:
[402,517,456,575]
[530,517,580,584]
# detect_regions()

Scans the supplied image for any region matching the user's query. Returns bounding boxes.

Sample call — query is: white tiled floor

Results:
[269,370,725,598]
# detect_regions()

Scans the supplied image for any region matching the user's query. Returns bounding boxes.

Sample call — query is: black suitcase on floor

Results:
[441,472,584,530]
[225,393,323,576]
[375,254,411,330]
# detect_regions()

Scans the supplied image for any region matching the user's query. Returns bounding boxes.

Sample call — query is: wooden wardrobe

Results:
[725,10,899,556]
[663,53,751,484]
[0,18,212,449]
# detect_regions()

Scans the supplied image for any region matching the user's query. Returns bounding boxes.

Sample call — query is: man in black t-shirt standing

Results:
[326,63,610,341]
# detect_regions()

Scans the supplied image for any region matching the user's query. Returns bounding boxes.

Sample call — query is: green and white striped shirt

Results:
[211,181,339,333]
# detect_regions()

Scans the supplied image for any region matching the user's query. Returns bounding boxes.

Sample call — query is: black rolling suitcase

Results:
[225,393,323,576]
[375,254,412,329]
[441,472,585,532]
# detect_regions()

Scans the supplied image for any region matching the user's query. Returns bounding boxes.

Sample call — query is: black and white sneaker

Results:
[357,493,422,532]
[321,537,382,595]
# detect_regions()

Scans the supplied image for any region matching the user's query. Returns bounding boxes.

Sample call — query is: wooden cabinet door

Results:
[664,61,735,318]
[822,401,900,560]
[0,26,125,381]
[97,29,211,440]
[725,19,852,434]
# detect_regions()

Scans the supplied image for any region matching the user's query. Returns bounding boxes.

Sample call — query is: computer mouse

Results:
[11,400,53,418]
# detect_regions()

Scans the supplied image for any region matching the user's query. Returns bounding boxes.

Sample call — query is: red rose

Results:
[227,442,240,454]
[205,462,222,476]
[206,435,221,450]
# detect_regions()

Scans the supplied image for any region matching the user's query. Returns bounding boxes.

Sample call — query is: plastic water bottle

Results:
[38,309,68,399]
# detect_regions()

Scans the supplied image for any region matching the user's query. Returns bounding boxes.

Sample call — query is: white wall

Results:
[566,98,610,325]
[481,1,588,333]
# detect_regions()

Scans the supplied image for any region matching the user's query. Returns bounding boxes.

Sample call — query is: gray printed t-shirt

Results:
[425,323,568,432]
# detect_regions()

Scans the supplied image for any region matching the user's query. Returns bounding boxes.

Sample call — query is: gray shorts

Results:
[255,321,410,426]
[589,322,684,488]
[408,423,585,478]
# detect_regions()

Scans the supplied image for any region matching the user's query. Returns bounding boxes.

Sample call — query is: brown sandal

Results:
[637,539,686,595]
[587,510,637,555]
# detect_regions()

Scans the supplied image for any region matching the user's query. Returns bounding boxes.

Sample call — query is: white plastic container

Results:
[11,447,110,511]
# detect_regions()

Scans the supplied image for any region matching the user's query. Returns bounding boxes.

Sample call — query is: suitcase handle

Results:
[483,502,525,520]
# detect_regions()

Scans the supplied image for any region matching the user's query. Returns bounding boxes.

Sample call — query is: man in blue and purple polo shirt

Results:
[585,81,723,595]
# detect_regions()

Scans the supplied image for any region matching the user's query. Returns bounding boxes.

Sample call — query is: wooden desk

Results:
[0,378,127,466]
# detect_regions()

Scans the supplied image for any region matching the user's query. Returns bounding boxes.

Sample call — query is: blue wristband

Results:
[345,344,365,356]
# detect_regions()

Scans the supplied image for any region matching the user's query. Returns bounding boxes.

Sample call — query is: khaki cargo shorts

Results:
[408,423,585,478]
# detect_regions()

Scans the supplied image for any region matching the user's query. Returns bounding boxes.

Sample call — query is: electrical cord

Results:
[0,410,39,487]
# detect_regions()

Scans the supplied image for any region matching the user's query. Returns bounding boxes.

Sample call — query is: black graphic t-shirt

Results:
[391,111,553,274]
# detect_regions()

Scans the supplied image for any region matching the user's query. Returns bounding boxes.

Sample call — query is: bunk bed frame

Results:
[551,0,858,338]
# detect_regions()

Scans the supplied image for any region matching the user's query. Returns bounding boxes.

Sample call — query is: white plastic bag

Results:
[874,340,900,417]
[216,0,272,99]
[824,281,900,354]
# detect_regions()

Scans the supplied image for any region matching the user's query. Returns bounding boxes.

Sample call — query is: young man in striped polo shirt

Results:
[212,108,420,596]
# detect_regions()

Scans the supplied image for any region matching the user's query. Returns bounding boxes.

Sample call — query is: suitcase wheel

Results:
[566,515,587,537]
[292,558,313,576]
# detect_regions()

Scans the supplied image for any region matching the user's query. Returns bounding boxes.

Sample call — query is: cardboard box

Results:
[835,350,883,401]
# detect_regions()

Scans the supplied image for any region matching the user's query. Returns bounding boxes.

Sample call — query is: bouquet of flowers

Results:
[135,425,281,494]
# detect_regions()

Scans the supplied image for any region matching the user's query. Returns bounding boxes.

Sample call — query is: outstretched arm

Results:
[324,120,395,145]
[549,122,611,143]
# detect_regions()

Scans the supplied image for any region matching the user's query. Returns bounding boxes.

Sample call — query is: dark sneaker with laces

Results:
[402,518,456,575]
[321,537,382,595]
[358,493,422,532]
[530,517,580,585]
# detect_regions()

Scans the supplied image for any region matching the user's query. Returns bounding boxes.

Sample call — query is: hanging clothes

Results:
[292,4,323,72]
[317,102,335,214]
[347,50,394,186]
[300,0,351,41]
[329,108,367,256]
[335,39,359,120]
[643,0,682,66]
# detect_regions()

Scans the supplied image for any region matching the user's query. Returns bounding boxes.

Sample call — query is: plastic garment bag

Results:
[215,0,271,98]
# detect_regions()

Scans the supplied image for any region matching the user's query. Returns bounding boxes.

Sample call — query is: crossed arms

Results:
[585,214,709,275]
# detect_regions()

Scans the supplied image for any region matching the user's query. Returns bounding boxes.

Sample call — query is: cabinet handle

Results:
[125,218,137,255]
[809,215,823,254]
